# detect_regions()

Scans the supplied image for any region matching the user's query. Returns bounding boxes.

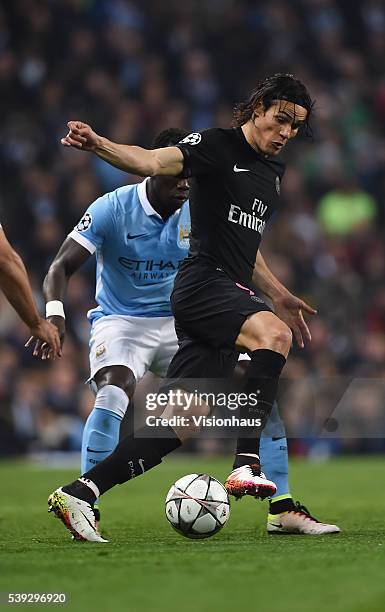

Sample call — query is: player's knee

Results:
[167,396,210,420]
[95,366,136,398]
[182,399,210,435]
[233,360,250,385]
[268,322,292,353]
[191,399,210,419]
[241,318,292,355]
[162,391,210,436]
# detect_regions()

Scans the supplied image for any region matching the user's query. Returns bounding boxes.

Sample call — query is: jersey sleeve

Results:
[176,129,223,177]
[68,192,115,254]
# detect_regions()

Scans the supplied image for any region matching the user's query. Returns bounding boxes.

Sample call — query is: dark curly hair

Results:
[152,127,189,149]
[233,73,314,135]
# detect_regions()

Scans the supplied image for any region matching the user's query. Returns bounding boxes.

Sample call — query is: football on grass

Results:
[165,473,230,539]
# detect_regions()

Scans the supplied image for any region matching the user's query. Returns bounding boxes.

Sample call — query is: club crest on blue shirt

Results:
[177,223,190,248]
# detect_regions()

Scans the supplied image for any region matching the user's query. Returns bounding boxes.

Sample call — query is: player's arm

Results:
[43,237,91,346]
[252,250,317,348]
[0,228,61,359]
[252,250,291,301]
[61,121,184,177]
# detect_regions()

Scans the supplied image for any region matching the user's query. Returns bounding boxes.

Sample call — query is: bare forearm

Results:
[94,137,152,174]
[62,121,185,175]
[44,238,91,305]
[94,137,183,176]
[252,251,289,299]
[0,251,40,328]
[43,262,69,302]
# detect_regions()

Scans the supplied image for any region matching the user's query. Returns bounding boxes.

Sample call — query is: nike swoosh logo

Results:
[80,510,97,532]
[86,447,113,453]
[138,458,145,474]
[127,233,147,239]
[233,164,250,172]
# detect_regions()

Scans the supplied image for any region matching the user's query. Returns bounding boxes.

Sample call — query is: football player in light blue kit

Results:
[43,128,190,521]
[44,127,339,536]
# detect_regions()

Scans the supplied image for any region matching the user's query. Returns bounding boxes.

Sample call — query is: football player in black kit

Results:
[49,74,320,542]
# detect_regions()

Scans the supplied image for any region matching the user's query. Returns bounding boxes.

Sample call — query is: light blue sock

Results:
[81,384,129,477]
[260,402,290,499]
[81,407,122,474]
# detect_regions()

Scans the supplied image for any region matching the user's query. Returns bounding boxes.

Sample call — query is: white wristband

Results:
[46,300,65,319]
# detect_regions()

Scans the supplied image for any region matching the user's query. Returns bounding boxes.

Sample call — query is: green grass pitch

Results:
[1,456,385,612]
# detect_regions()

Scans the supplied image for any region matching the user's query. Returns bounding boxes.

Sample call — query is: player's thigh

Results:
[165,338,238,381]
[236,311,292,356]
[150,317,179,378]
[89,314,158,383]
[172,265,274,351]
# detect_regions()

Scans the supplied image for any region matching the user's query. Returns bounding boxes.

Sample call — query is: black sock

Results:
[81,424,181,495]
[233,452,261,469]
[62,479,97,505]
[234,349,286,466]
[269,497,295,514]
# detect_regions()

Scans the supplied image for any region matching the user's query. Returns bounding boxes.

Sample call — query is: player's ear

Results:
[252,102,264,120]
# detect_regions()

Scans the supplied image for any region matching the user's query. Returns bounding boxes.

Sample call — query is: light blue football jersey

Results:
[69,178,191,323]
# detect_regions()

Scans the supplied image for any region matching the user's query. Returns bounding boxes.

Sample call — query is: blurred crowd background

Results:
[0,0,384,458]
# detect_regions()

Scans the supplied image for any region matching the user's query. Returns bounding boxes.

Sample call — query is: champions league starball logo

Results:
[76,212,92,232]
[179,133,202,146]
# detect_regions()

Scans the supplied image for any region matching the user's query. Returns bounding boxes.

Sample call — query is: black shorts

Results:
[171,259,272,351]
[162,259,271,389]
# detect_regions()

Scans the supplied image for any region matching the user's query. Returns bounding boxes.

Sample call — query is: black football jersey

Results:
[177,127,285,286]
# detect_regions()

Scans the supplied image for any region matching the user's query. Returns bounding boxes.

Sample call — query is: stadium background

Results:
[0,0,384,459]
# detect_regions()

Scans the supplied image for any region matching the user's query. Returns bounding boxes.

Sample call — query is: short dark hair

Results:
[152,127,190,149]
[233,73,314,135]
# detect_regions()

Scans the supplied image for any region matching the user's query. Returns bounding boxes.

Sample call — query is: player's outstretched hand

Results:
[61,121,100,151]
[25,318,62,360]
[272,292,317,349]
